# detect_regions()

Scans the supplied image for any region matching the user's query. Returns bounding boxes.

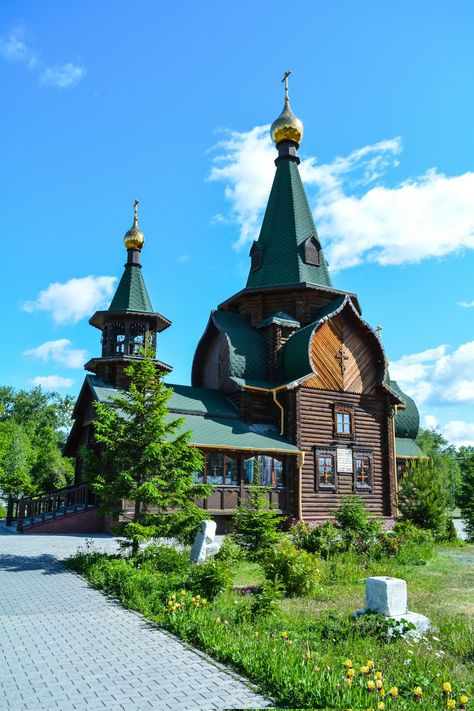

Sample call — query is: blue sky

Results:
[1,0,474,445]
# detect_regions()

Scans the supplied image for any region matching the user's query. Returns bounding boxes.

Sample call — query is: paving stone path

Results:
[0,525,271,711]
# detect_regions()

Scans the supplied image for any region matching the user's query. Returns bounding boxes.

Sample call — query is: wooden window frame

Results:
[314,446,337,492]
[196,452,239,487]
[353,448,373,492]
[303,235,321,266]
[243,454,285,488]
[333,404,355,440]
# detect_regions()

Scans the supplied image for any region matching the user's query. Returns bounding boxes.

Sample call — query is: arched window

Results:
[303,236,321,266]
[249,241,263,272]
[194,452,239,486]
[129,323,146,355]
[110,322,126,354]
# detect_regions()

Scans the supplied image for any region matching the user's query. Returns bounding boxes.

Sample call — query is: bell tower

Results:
[85,200,172,387]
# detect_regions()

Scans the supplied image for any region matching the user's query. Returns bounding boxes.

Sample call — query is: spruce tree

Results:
[83,348,211,552]
[458,446,474,541]
[397,458,447,537]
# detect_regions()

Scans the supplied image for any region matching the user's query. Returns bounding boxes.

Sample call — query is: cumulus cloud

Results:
[30,375,74,389]
[441,420,474,448]
[390,341,474,406]
[209,126,474,271]
[22,275,116,324]
[458,300,474,308]
[23,339,87,368]
[0,26,85,89]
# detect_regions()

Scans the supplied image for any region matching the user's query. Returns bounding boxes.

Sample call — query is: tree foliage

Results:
[0,386,74,497]
[416,428,461,509]
[457,445,474,541]
[82,348,211,551]
[232,484,283,558]
[397,458,447,537]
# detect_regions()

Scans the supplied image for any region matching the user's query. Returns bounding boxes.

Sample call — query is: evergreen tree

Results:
[82,348,211,552]
[0,421,36,497]
[397,458,447,537]
[416,428,461,509]
[233,472,283,559]
[457,446,474,541]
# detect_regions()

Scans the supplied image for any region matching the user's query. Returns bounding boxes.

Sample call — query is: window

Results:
[194,453,239,486]
[129,323,146,355]
[303,235,321,266]
[314,447,337,492]
[249,241,263,272]
[334,405,355,439]
[244,455,284,487]
[354,450,373,491]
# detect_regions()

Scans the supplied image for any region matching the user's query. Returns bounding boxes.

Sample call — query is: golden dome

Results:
[124,199,145,251]
[270,96,304,146]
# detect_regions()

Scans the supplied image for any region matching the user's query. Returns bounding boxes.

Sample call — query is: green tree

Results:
[397,458,447,537]
[457,446,474,541]
[82,348,211,552]
[233,484,283,559]
[416,428,461,509]
[0,421,36,497]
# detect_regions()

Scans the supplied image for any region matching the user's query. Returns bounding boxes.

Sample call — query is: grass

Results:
[66,543,474,710]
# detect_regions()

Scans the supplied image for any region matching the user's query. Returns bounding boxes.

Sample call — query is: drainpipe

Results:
[297,451,305,521]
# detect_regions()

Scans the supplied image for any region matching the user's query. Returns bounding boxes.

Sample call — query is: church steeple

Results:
[85,200,172,387]
[246,73,332,290]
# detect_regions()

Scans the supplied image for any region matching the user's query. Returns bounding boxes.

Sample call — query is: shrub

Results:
[397,458,448,538]
[187,559,233,600]
[134,544,189,574]
[439,517,459,543]
[215,535,243,563]
[232,485,283,559]
[249,579,283,617]
[291,519,343,559]
[332,495,383,549]
[390,520,434,565]
[262,539,320,597]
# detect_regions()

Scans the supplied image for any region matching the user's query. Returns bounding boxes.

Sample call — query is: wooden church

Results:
[62,80,423,532]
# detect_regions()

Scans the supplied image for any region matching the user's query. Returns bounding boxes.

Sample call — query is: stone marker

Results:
[190,520,218,564]
[361,576,430,636]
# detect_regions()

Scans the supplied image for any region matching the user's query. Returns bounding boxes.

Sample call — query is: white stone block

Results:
[365,576,407,616]
[190,520,217,564]
[389,611,431,637]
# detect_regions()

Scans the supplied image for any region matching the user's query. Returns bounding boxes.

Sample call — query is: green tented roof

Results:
[281,296,346,382]
[108,264,154,313]
[212,310,268,381]
[395,437,424,458]
[246,158,332,289]
[390,380,420,439]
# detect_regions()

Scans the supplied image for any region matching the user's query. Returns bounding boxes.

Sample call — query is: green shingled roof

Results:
[108,264,154,313]
[166,383,238,418]
[281,296,346,382]
[257,311,300,329]
[212,310,268,381]
[246,157,332,289]
[395,437,424,458]
[390,380,420,439]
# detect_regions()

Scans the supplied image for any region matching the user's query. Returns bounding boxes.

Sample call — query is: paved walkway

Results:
[0,525,271,711]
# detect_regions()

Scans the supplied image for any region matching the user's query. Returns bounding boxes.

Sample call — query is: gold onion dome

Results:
[124,199,145,251]
[270,70,304,145]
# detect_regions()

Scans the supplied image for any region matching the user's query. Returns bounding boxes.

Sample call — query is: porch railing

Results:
[6,484,97,532]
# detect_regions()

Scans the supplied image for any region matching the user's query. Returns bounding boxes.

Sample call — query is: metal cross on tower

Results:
[281,69,291,101]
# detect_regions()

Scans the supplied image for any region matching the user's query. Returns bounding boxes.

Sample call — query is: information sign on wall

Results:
[336,448,353,473]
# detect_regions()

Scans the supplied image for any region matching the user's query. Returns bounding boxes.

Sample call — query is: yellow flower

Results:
[344,678,353,687]
[367,660,375,670]
[413,686,423,700]
[378,703,385,711]
[460,695,468,705]
[180,589,186,596]
[281,631,289,639]
[360,666,370,674]
[195,594,201,600]
[215,617,221,624]
[167,600,173,607]
[389,687,399,698]
[375,671,383,680]
[305,651,312,660]
[444,683,453,695]
[254,631,260,638]
[379,689,385,698]
[447,701,456,710]
[287,639,293,645]
[367,680,376,691]
[344,658,353,668]
[170,594,176,601]
[201,599,207,606]
[375,679,383,690]
[347,668,355,678]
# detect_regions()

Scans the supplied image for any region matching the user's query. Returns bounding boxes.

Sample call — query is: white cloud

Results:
[23,339,87,368]
[30,375,74,389]
[458,300,474,308]
[40,63,86,89]
[0,26,85,89]
[22,275,116,324]
[441,420,474,448]
[209,126,474,271]
[423,414,438,429]
[390,341,474,407]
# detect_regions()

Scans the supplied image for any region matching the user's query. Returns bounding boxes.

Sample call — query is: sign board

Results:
[337,448,353,473]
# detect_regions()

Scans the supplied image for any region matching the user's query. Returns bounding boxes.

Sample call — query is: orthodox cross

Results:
[376,324,383,338]
[335,347,349,375]
[133,198,139,223]
[281,69,291,101]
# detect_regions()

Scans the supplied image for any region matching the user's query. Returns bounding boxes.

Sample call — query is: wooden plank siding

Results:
[296,388,393,518]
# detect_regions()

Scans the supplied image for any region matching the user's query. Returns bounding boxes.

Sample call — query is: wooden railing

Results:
[6,484,97,532]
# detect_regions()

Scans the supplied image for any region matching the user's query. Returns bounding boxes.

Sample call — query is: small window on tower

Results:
[249,242,263,272]
[303,236,321,266]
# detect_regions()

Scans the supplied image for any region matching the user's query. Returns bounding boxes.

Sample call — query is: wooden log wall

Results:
[232,289,347,329]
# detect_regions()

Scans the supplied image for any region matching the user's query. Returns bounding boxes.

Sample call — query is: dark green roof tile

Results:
[395,437,424,458]
[109,264,153,313]
[212,310,268,381]
[257,311,300,329]
[390,380,420,439]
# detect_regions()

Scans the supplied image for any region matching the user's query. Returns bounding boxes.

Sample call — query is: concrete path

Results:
[0,525,271,711]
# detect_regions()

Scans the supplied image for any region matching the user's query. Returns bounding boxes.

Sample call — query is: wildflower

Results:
[367,660,375,670]
[375,679,383,690]
[360,666,370,675]
[281,631,289,639]
[447,701,456,710]
[313,664,320,672]
[195,594,201,600]
[223,620,229,625]
[170,594,176,601]
[413,686,423,701]
[389,687,399,698]
[460,695,468,709]
[287,639,293,645]
[201,599,207,606]
[344,678,353,687]
[444,683,453,695]
[375,671,383,680]
[367,680,376,691]
[379,689,385,698]
[347,668,355,678]
[167,600,173,607]
[180,589,186,596]
[305,651,312,660]
[254,631,260,639]
[378,704,385,711]
[344,659,353,668]
[215,617,221,624]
